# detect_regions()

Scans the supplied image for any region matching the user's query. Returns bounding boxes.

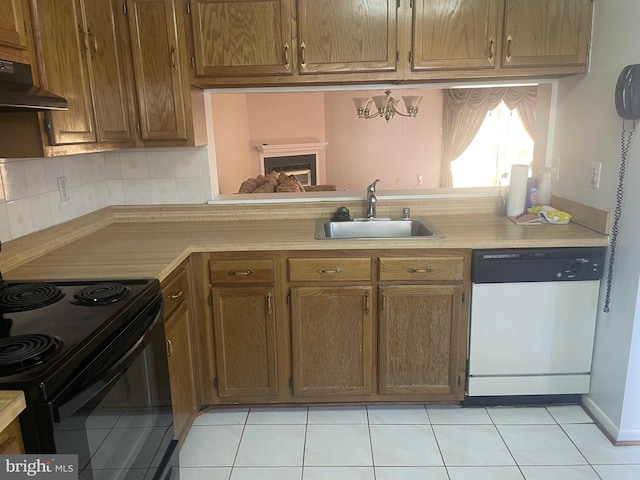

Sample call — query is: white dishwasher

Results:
[467,247,605,399]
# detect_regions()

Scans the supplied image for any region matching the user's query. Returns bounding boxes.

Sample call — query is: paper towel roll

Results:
[506,164,529,216]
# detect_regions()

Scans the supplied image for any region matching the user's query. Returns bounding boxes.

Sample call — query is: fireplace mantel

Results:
[255,142,328,156]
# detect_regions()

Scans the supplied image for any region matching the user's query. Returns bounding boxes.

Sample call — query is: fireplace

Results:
[264,154,315,186]
[257,142,327,187]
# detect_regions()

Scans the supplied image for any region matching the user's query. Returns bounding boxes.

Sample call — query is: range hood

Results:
[0,59,68,111]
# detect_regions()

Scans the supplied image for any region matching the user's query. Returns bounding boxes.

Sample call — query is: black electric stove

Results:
[0,278,161,397]
[0,259,177,480]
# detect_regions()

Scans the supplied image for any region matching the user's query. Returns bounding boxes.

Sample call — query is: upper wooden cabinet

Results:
[0,0,29,62]
[31,0,96,145]
[296,0,397,75]
[190,0,294,77]
[31,0,136,147]
[407,0,592,78]
[84,0,137,144]
[126,0,191,142]
[187,0,593,86]
[410,0,501,71]
[501,0,592,68]
[186,0,401,86]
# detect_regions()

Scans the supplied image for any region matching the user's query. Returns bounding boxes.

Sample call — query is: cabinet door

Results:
[126,0,188,140]
[165,300,198,442]
[378,285,463,397]
[211,286,278,399]
[190,0,293,77]
[32,0,96,145]
[290,286,373,397]
[502,0,592,68]
[0,0,28,50]
[84,0,135,143]
[411,0,501,71]
[296,0,397,75]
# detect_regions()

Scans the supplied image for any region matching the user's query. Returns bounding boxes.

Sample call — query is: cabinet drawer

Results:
[209,259,274,284]
[288,258,371,282]
[379,257,464,281]
[162,267,190,318]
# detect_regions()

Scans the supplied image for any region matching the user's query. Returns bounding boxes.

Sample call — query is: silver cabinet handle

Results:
[169,290,183,299]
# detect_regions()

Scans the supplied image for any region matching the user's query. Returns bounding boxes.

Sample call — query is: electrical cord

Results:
[603,120,636,313]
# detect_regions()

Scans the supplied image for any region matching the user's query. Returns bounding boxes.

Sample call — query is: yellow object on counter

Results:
[528,206,572,224]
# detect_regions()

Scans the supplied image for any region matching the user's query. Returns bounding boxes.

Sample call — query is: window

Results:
[450,101,534,188]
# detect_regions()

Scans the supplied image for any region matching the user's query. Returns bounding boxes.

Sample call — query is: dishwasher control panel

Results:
[472,247,606,283]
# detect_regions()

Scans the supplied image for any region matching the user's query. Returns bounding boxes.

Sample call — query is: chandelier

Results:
[352,90,423,122]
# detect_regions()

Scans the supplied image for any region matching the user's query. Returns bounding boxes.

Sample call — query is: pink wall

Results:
[246,92,327,184]
[323,89,443,191]
[210,94,252,194]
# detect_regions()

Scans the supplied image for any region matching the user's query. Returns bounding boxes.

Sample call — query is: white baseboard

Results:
[582,396,620,441]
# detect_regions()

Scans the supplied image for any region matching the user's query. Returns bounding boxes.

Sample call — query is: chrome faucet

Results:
[366,179,380,218]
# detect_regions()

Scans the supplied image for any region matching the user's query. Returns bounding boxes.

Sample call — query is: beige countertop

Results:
[4,212,608,282]
[0,391,26,433]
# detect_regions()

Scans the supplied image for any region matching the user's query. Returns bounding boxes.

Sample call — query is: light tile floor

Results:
[179,405,640,480]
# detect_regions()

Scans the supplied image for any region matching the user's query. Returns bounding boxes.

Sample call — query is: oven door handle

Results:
[52,311,162,422]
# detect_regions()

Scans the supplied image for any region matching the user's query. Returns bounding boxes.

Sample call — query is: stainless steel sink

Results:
[315,217,443,240]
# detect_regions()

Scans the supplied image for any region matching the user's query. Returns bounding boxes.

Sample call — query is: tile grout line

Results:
[301,407,308,480]
[228,408,250,478]
[556,421,605,479]
[427,404,453,479]
[366,406,377,480]
[490,408,528,480]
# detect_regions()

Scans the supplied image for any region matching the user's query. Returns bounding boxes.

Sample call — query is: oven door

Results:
[32,297,178,480]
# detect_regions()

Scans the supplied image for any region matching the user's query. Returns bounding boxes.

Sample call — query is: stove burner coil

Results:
[0,283,65,313]
[71,282,131,306]
[0,334,62,375]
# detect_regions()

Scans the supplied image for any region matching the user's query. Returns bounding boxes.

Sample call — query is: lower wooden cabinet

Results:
[378,285,463,396]
[165,299,198,442]
[211,286,278,399]
[195,249,470,406]
[162,261,198,444]
[290,286,374,397]
[205,253,279,402]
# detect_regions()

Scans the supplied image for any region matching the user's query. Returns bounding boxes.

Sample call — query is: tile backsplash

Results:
[0,147,212,242]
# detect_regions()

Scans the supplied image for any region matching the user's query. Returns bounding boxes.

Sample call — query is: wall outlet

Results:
[57,176,69,202]
[395,177,401,185]
[590,162,602,189]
